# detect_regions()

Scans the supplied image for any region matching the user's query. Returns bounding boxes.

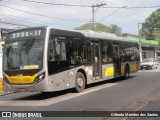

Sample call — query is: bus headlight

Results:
[34,72,45,84]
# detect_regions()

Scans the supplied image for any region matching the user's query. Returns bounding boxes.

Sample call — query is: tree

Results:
[153,30,160,41]
[75,23,121,36]
[141,8,160,40]
[75,23,111,33]
[110,24,121,36]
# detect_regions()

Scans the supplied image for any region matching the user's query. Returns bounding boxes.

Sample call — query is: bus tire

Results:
[124,65,130,79]
[75,72,85,93]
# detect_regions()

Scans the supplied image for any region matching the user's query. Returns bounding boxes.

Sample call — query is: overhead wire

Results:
[7,0,159,25]
[0,12,65,26]
[98,7,124,22]
[1,14,43,26]
[19,0,160,9]
[0,5,89,22]
[2,0,159,34]
[20,0,91,7]
[0,0,10,13]
[0,21,30,27]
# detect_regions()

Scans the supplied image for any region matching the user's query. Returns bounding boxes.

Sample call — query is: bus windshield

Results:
[3,38,44,70]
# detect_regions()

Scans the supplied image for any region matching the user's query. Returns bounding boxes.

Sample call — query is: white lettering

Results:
[38,30,41,35]
[12,33,16,38]
[111,113,124,117]
[26,32,29,37]
[10,29,43,39]
[16,33,20,38]
[128,113,139,117]
[12,112,27,117]
[35,31,37,36]
[147,113,158,117]
[21,32,24,37]
[28,113,42,117]
[140,113,146,116]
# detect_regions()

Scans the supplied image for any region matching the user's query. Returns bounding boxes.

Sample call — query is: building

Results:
[123,33,160,61]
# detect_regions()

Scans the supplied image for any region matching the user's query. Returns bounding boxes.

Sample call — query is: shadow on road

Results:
[86,75,137,89]
[13,76,137,101]
[13,89,75,100]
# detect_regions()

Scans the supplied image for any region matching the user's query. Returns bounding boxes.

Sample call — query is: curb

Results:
[0,92,14,96]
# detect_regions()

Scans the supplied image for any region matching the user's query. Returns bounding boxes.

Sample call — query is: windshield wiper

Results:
[22,38,35,54]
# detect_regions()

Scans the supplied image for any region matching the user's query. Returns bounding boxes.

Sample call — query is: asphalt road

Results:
[0,68,160,120]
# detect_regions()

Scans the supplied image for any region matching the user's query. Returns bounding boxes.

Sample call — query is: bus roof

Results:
[49,27,138,43]
[7,26,138,43]
[78,30,138,43]
[7,26,47,33]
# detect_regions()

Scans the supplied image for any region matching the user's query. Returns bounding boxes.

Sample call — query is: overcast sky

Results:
[0,0,160,35]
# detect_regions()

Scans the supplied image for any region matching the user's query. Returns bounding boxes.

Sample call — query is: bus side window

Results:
[74,51,82,64]
[102,40,113,63]
[48,40,55,61]
[54,40,66,61]
[60,41,66,60]
[48,38,66,61]
[69,37,85,65]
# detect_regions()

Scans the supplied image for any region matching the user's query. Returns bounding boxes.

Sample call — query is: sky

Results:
[0,0,160,35]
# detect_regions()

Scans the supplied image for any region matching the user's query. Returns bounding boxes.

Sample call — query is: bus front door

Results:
[113,44,121,76]
[91,41,101,80]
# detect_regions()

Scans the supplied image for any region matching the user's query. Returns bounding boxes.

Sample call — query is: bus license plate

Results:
[17,88,27,92]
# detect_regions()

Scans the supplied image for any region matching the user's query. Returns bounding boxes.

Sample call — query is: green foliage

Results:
[75,23,93,30]
[141,8,160,37]
[153,31,160,45]
[141,8,160,45]
[75,23,111,32]
[110,24,121,36]
[75,23,122,36]
[95,23,112,33]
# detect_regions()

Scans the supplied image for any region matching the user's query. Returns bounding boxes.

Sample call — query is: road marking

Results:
[0,83,119,106]
[78,89,99,95]
[78,83,118,96]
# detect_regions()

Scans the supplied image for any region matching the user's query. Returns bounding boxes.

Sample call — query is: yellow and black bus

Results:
[3,26,140,92]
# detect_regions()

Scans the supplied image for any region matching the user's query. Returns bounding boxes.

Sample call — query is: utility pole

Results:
[138,23,142,62]
[92,3,106,30]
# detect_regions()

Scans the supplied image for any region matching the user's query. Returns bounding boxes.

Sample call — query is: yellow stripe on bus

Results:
[0,78,3,94]
[105,67,114,76]
[5,74,38,84]
[130,64,137,72]
[105,64,138,77]
[121,66,125,74]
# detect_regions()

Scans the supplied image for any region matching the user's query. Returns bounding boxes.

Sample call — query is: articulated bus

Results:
[3,26,140,92]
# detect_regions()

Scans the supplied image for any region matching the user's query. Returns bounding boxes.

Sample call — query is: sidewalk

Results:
[127,95,160,120]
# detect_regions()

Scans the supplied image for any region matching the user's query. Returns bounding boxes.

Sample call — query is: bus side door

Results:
[91,41,102,80]
[113,43,121,75]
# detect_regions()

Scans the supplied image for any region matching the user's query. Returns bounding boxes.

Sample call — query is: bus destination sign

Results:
[8,29,44,39]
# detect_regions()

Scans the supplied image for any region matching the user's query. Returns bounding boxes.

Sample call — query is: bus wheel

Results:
[124,65,130,79]
[75,72,85,92]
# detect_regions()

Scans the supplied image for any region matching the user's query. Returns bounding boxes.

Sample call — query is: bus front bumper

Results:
[3,79,49,92]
